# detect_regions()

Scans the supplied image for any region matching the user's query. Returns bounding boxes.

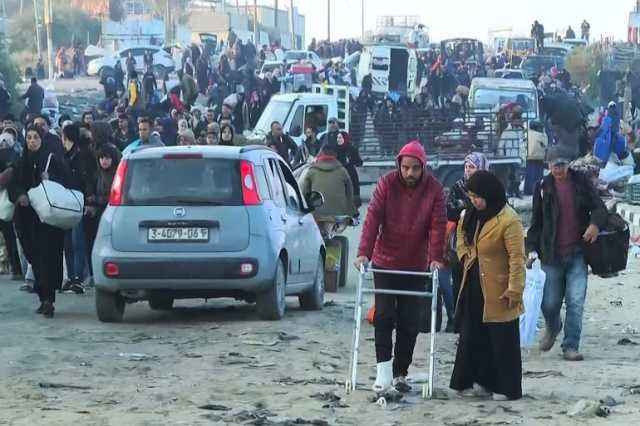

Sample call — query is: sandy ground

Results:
[0,217,639,426]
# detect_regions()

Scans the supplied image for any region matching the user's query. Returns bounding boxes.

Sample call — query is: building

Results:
[629,1,640,43]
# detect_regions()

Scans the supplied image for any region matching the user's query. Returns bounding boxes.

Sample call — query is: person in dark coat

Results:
[451,170,525,401]
[19,78,45,116]
[335,132,363,209]
[10,125,72,318]
[265,121,299,166]
[0,81,11,118]
[33,115,65,157]
[114,60,126,94]
[61,123,96,293]
[196,55,210,95]
[0,132,24,280]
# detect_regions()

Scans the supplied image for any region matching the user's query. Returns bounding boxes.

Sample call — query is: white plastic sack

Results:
[520,260,546,349]
[27,155,84,230]
[0,189,15,221]
[598,162,634,185]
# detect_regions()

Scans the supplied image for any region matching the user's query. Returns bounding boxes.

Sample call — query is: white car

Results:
[284,50,323,70]
[87,45,175,79]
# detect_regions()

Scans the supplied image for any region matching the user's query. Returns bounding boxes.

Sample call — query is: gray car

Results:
[92,145,326,322]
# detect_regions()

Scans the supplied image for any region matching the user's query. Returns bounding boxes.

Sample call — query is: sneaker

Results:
[492,393,509,401]
[563,349,584,361]
[458,388,476,398]
[41,302,54,318]
[61,280,73,293]
[473,383,492,398]
[539,324,561,352]
[392,376,412,393]
[35,303,45,314]
[20,282,34,293]
[70,282,85,295]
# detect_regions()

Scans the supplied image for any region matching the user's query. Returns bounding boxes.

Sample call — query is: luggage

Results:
[27,154,84,230]
[520,260,546,349]
[583,213,630,277]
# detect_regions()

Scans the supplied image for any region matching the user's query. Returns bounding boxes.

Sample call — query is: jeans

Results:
[438,268,455,321]
[64,219,87,282]
[541,253,588,351]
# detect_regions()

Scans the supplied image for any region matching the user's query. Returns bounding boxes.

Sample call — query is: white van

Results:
[357,44,418,98]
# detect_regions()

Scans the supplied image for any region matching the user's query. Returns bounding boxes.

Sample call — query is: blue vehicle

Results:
[92,145,326,322]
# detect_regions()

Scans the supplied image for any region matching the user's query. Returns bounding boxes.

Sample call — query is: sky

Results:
[258,0,636,44]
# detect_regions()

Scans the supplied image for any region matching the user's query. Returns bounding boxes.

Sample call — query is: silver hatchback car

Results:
[92,145,326,322]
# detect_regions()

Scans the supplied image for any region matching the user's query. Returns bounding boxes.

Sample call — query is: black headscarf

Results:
[462,170,507,245]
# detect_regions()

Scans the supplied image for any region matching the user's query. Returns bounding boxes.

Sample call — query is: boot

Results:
[372,360,393,393]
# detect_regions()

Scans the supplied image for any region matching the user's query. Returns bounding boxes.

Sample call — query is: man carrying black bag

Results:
[527,145,607,361]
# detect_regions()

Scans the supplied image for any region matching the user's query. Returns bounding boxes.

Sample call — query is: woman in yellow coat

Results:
[449,170,525,401]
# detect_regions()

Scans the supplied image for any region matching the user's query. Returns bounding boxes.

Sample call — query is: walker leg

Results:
[426,270,439,399]
[346,269,364,393]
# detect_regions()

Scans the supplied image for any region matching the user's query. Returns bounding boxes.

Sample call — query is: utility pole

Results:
[361,0,365,40]
[43,0,53,79]
[253,0,258,45]
[274,0,278,27]
[289,0,295,49]
[327,0,330,42]
[33,0,41,57]
[165,0,171,44]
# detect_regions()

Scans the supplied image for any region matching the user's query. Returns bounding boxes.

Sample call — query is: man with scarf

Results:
[355,141,447,393]
[451,170,525,401]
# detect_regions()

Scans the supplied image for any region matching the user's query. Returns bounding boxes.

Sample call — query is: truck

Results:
[356,44,419,99]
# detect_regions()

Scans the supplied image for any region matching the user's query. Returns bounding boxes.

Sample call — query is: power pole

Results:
[253,0,258,45]
[43,0,53,79]
[33,0,41,57]
[327,0,330,42]
[165,0,171,44]
[289,0,295,49]
[361,0,365,40]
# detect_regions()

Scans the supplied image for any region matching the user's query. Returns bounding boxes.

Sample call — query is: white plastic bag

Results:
[520,260,546,349]
[27,154,84,230]
[0,189,15,221]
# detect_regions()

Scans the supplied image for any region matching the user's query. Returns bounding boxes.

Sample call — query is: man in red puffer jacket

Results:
[354,140,447,394]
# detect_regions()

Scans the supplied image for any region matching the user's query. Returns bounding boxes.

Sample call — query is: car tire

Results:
[256,259,286,320]
[299,255,325,311]
[95,288,125,323]
[148,294,174,310]
[335,236,349,288]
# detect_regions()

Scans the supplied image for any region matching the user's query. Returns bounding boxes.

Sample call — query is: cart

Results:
[316,215,357,292]
[345,265,439,399]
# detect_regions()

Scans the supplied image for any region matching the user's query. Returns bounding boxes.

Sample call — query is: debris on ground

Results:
[198,404,231,411]
[523,370,564,378]
[118,352,159,362]
[617,337,638,345]
[38,382,92,390]
[312,361,339,373]
[567,399,611,418]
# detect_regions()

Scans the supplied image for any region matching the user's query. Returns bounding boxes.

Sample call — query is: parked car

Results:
[87,45,175,79]
[92,145,327,322]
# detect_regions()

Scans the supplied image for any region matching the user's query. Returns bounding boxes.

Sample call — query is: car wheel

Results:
[95,288,125,323]
[257,259,286,320]
[299,255,325,310]
[148,294,174,310]
[335,236,349,288]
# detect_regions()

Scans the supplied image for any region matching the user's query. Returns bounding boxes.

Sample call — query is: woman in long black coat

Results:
[10,125,71,318]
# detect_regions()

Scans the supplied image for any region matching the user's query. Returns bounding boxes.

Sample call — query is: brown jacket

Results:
[456,205,525,323]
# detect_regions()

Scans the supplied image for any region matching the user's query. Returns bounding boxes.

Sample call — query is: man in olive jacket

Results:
[300,145,356,220]
[527,145,607,361]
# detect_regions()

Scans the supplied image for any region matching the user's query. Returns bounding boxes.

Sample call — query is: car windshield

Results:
[522,57,564,74]
[253,100,292,135]
[473,89,537,116]
[511,39,534,50]
[285,52,307,61]
[124,158,242,206]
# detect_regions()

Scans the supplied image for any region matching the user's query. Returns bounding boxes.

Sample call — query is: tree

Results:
[0,35,22,110]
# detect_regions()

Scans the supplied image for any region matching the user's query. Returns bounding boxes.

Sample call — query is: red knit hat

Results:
[397,140,427,167]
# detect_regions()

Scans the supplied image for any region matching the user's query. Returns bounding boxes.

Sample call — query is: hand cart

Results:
[345,265,439,399]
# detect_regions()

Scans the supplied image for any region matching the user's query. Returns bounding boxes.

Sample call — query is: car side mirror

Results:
[306,191,324,210]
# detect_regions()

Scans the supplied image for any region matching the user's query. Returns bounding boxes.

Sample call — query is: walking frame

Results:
[345,265,439,399]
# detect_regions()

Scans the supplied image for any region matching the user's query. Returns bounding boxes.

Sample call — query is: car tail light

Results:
[109,159,128,206]
[104,262,120,277]
[240,263,254,275]
[240,160,261,205]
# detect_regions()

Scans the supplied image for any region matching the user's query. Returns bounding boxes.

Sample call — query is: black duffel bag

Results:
[583,213,630,277]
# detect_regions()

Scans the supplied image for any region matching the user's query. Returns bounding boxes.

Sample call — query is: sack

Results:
[0,189,14,221]
[527,129,548,160]
[583,213,630,276]
[520,260,546,349]
[27,154,84,230]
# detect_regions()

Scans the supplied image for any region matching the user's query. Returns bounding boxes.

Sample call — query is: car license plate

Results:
[148,227,209,242]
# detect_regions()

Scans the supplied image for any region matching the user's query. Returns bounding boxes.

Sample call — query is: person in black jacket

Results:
[19,78,45,116]
[265,121,299,167]
[335,131,363,209]
[11,125,72,318]
[61,123,96,293]
[0,133,23,280]
[0,81,11,118]
[526,145,607,361]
